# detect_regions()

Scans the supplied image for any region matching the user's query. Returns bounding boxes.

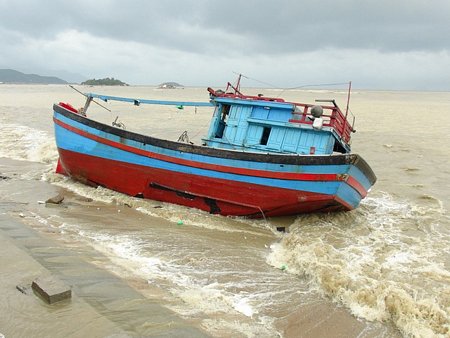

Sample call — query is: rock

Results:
[158,82,184,89]
[46,193,64,204]
[16,284,29,294]
[31,276,72,304]
[0,175,10,180]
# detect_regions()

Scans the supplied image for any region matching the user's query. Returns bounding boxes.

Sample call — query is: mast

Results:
[345,81,352,117]
[235,73,242,93]
[225,74,243,96]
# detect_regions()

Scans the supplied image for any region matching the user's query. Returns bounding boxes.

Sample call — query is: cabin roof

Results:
[212,96,295,110]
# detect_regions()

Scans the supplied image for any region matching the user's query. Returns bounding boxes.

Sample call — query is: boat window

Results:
[260,126,271,145]
[221,104,230,121]
[215,104,230,139]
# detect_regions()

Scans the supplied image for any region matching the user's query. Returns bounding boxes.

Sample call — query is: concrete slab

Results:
[0,214,209,337]
[32,275,72,304]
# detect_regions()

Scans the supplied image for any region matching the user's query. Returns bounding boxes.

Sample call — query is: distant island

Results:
[81,78,128,86]
[158,82,184,89]
[0,69,67,84]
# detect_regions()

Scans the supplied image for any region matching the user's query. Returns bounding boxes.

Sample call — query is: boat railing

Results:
[209,87,355,144]
[207,87,286,103]
[289,103,355,144]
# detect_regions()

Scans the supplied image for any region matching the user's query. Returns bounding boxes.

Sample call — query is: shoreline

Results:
[0,208,400,338]
[0,154,402,337]
[0,213,208,338]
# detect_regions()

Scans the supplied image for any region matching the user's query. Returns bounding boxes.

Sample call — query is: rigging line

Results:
[69,85,112,112]
[232,71,349,91]
[231,72,350,101]
[276,82,350,98]
[232,71,280,89]
[191,121,211,139]
[285,82,349,89]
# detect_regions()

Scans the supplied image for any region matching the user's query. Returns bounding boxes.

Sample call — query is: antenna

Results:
[345,81,352,116]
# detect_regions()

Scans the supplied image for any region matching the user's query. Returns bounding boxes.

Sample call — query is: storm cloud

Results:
[0,0,449,89]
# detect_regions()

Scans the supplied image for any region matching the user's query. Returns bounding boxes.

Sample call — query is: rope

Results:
[275,82,350,98]
[231,72,350,97]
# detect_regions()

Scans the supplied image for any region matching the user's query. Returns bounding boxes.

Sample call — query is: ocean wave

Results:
[267,192,450,337]
[48,175,273,235]
[0,123,58,164]
[70,228,283,337]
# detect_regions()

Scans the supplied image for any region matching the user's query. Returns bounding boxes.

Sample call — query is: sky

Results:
[0,0,449,90]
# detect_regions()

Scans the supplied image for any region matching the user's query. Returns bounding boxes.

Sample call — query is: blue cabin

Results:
[203,95,353,155]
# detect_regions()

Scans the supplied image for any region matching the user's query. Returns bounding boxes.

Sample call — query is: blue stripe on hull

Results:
[336,182,362,209]
[55,112,352,175]
[54,113,365,209]
[348,165,372,191]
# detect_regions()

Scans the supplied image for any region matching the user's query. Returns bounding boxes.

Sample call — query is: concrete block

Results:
[32,276,71,304]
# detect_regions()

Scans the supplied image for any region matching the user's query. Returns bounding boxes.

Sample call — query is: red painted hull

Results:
[57,148,348,218]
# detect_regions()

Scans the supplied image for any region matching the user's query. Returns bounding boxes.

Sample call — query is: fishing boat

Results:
[53,77,376,218]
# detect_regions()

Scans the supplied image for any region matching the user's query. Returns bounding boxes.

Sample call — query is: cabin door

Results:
[224,105,251,145]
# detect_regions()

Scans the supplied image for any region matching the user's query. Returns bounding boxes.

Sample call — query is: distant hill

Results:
[0,69,67,84]
[81,77,128,86]
[158,82,184,89]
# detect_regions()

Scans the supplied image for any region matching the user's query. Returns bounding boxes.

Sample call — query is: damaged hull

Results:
[54,105,375,217]
[53,104,376,218]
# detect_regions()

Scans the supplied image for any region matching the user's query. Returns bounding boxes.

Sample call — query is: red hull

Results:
[57,148,348,218]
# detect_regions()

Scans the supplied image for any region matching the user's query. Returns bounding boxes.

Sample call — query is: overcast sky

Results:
[0,0,449,90]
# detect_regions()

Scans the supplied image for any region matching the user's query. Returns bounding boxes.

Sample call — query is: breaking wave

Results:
[48,177,272,235]
[267,192,450,337]
[0,123,58,164]
[42,222,292,337]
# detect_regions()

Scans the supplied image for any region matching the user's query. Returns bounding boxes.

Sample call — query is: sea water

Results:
[0,84,449,337]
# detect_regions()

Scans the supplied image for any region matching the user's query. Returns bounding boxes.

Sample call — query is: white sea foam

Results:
[49,174,273,236]
[267,192,450,337]
[0,123,58,164]
[233,297,255,317]
[65,225,290,337]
